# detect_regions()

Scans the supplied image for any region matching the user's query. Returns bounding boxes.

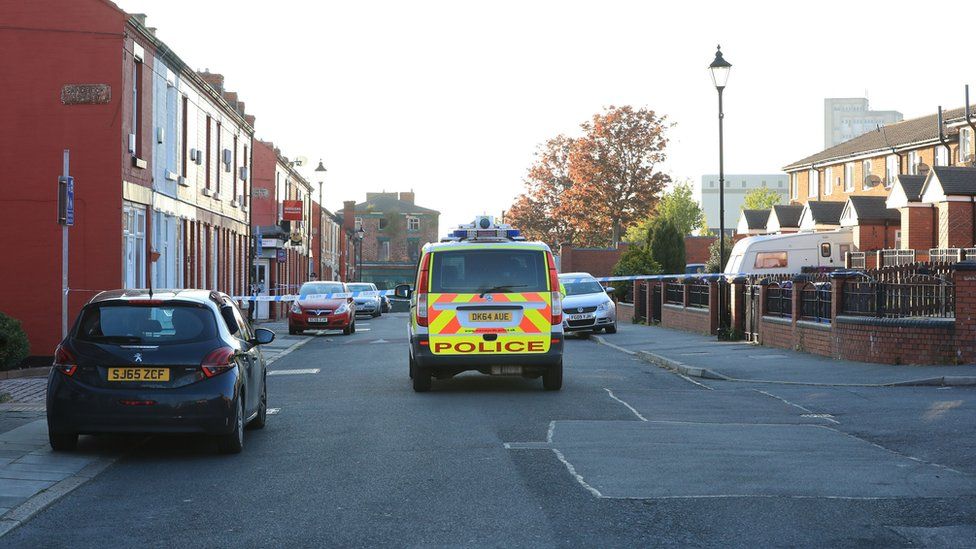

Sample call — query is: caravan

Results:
[724,228,854,275]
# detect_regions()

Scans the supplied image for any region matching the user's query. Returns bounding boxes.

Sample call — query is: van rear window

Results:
[430,249,548,293]
[755,251,788,269]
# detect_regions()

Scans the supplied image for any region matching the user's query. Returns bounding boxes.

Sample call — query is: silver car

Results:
[347,282,382,318]
[559,272,617,334]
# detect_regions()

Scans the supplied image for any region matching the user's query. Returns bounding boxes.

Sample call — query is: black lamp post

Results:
[355,226,365,282]
[314,160,327,277]
[709,44,731,332]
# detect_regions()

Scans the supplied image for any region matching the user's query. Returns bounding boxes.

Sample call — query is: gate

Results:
[743,284,761,342]
[635,281,647,322]
[651,285,662,323]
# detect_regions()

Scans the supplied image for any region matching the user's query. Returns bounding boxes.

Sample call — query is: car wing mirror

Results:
[250,328,275,346]
[393,283,413,299]
[604,286,615,293]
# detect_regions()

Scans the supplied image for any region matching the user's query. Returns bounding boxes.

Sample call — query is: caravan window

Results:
[820,243,831,258]
[755,252,788,269]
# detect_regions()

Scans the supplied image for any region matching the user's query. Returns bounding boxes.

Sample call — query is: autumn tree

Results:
[568,106,672,244]
[742,186,782,211]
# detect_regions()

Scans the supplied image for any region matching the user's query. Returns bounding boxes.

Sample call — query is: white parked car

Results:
[558,272,617,334]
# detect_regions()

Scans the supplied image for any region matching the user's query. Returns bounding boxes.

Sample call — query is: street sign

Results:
[282,200,303,221]
[58,175,74,226]
[256,226,263,255]
[276,249,286,262]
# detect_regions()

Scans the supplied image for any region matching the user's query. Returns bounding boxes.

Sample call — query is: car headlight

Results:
[290,302,302,314]
[597,302,609,312]
[335,303,350,314]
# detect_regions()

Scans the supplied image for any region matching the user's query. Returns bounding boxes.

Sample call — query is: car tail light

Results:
[546,251,562,325]
[53,345,77,377]
[201,347,236,378]
[416,253,431,327]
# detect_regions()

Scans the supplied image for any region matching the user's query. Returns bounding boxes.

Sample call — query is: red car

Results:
[288,281,357,335]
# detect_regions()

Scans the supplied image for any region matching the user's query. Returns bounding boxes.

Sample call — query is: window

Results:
[895,230,902,250]
[861,159,873,189]
[741,181,746,188]
[885,155,898,188]
[407,216,420,231]
[908,150,919,175]
[180,96,188,178]
[354,217,363,231]
[76,303,218,345]
[131,60,143,157]
[824,167,833,195]
[820,243,831,258]
[378,240,390,261]
[123,202,146,289]
[935,145,949,167]
[215,122,222,194]
[962,128,973,163]
[754,251,788,269]
[844,163,854,192]
[233,136,238,199]
[407,239,419,261]
[205,116,212,189]
[790,173,797,199]
[378,217,389,231]
[808,169,819,197]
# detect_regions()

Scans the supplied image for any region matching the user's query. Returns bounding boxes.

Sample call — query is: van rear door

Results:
[426,248,552,355]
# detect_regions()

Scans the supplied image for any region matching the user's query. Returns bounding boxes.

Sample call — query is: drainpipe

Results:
[967,86,976,164]
[938,106,953,166]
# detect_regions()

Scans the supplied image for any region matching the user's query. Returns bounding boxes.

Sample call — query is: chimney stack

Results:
[399,191,415,204]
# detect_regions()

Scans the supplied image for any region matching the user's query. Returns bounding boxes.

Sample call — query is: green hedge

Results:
[0,312,30,371]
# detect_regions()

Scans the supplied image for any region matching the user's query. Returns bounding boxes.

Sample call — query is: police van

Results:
[394,217,564,392]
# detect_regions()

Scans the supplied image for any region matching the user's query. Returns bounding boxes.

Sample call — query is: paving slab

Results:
[548,420,976,499]
[600,323,976,386]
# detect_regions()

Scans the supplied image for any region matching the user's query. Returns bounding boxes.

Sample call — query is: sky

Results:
[116,0,976,233]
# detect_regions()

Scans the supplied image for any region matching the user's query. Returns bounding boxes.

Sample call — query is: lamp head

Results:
[709,44,732,89]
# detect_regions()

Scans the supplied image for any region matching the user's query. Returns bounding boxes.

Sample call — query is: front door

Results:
[255,260,270,320]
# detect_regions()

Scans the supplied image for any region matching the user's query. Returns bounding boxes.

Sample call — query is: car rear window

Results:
[430,249,548,293]
[76,303,218,345]
[347,283,375,292]
[300,283,345,297]
[562,279,605,296]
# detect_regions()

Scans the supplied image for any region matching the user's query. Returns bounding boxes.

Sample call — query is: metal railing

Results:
[929,248,963,263]
[665,282,684,305]
[765,283,792,318]
[687,281,709,309]
[841,273,954,318]
[878,249,915,267]
[799,282,832,323]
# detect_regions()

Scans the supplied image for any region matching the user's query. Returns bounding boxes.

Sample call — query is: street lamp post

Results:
[355,226,365,282]
[314,160,327,278]
[709,44,731,333]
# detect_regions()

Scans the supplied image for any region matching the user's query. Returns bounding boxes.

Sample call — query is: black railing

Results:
[799,282,832,323]
[688,282,709,309]
[665,282,684,305]
[841,275,954,318]
[765,283,792,318]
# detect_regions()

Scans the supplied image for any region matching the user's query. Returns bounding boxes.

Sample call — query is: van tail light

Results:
[53,345,77,377]
[546,251,562,325]
[416,252,431,327]
[201,347,236,378]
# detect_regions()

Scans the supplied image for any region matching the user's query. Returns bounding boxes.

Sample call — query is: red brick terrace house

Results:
[0,2,254,355]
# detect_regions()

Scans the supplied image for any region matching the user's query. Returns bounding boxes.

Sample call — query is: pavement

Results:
[0,313,974,547]
[592,322,976,386]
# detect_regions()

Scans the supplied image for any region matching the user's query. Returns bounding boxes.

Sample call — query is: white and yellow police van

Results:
[394,217,564,392]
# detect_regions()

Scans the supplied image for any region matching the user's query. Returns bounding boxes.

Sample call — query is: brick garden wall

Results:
[661,304,712,335]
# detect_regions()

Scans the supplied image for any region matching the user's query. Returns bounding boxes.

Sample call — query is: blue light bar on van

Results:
[448,228,522,240]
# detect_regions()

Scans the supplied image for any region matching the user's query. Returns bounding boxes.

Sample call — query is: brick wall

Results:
[617,303,634,324]
[902,206,936,251]
[559,243,629,277]
[685,236,716,264]
[661,304,712,335]
[940,201,975,249]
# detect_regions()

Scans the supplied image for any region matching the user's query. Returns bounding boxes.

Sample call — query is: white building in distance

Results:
[699,174,789,235]
[824,98,903,148]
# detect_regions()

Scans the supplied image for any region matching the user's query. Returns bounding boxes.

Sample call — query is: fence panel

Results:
[765,283,792,318]
[665,282,683,305]
[799,282,831,323]
[651,285,662,322]
[687,282,709,309]
[744,285,761,342]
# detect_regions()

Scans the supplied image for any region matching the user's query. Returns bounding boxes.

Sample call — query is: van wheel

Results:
[408,353,416,379]
[413,366,431,392]
[542,361,563,391]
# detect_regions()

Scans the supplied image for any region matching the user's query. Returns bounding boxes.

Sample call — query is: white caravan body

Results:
[724,228,855,275]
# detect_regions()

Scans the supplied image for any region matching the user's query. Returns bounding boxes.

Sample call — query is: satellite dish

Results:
[863,174,882,188]
[293,155,308,167]
[917,163,930,176]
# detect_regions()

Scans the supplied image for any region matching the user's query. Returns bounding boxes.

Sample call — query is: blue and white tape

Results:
[234,290,395,302]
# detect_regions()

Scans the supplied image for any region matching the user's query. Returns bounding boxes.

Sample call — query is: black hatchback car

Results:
[47,289,274,454]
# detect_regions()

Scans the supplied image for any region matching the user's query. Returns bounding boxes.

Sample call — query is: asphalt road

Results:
[5,314,976,547]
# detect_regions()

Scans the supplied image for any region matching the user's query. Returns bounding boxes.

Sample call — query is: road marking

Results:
[265,336,314,365]
[801,413,839,424]
[267,408,281,415]
[370,339,389,344]
[754,389,840,423]
[268,368,320,376]
[604,388,647,422]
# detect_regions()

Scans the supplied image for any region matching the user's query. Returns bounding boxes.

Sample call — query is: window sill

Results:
[201,187,212,197]
[177,176,189,187]
[165,171,179,181]
[132,157,147,169]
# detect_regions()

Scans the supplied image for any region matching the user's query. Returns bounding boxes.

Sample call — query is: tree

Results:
[648,219,686,275]
[705,235,734,273]
[742,186,782,211]
[657,181,705,236]
[567,106,672,244]
[611,245,660,301]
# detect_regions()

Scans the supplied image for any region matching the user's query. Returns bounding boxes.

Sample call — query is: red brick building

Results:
[0,2,254,354]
